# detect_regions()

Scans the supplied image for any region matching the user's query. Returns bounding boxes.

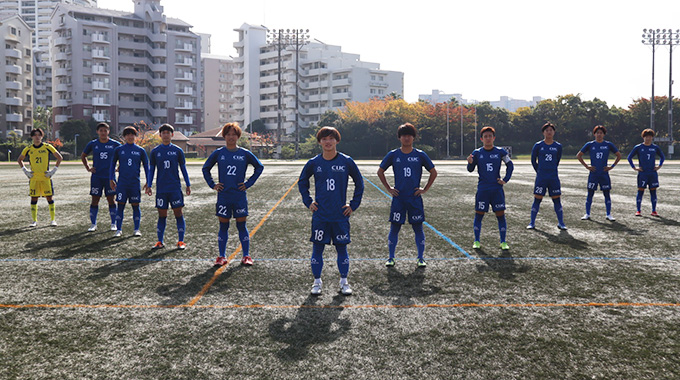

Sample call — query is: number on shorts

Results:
[218,205,227,215]
[535,186,544,193]
[478,201,486,209]
[393,212,401,221]
[157,198,164,207]
[588,183,596,189]
[117,193,122,200]
[326,178,335,191]
[314,229,324,241]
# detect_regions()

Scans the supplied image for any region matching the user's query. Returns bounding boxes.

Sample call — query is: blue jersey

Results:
[379,148,435,197]
[467,146,513,191]
[531,141,562,176]
[202,146,263,194]
[299,152,364,222]
[627,143,665,172]
[580,140,618,172]
[82,138,121,179]
[148,143,191,192]
[109,143,149,188]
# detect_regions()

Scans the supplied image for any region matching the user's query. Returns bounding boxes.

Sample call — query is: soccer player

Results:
[202,122,263,267]
[576,125,622,221]
[527,122,566,230]
[467,126,514,250]
[146,124,191,249]
[81,122,122,232]
[17,128,63,227]
[627,128,665,216]
[109,126,150,237]
[299,126,364,296]
[377,123,437,267]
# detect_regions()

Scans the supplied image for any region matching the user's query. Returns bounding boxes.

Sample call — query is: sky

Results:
[98,0,680,109]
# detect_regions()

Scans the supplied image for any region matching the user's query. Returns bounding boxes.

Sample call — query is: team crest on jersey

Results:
[157,153,161,157]
[490,154,499,158]
[130,151,140,156]
[316,166,323,173]
[331,165,346,172]
[220,156,226,161]
[167,151,177,156]
[396,158,401,163]
[407,157,419,162]
[232,155,245,161]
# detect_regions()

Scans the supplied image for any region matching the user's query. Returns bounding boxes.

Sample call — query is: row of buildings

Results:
[419,90,544,112]
[0,0,405,141]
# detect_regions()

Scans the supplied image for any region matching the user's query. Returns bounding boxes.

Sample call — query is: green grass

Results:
[1,160,680,379]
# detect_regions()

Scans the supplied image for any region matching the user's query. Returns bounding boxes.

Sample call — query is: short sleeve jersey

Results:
[149,143,190,192]
[379,148,435,197]
[531,141,562,175]
[470,147,511,190]
[82,139,122,179]
[202,147,264,195]
[21,143,58,177]
[109,143,149,188]
[580,140,618,171]
[627,143,664,172]
[298,153,364,222]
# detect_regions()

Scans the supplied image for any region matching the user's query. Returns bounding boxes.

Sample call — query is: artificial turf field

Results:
[1,159,679,379]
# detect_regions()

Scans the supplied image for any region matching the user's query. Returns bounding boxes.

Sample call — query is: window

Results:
[25,64,31,71]
[26,109,32,118]
[10,27,16,35]
[25,49,30,57]
[26,79,31,87]
[26,94,31,102]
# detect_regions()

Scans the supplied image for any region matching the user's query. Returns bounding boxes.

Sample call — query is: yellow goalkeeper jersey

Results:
[21,143,57,178]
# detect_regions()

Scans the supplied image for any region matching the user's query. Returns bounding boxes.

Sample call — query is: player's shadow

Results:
[156,265,243,306]
[585,219,644,235]
[649,216,680,227]
[21,231,93,253]
[532,228,589,251]
[53,235,123,259]
[475,250,529,280]
[370,267,441,306]
[87,247,172,280]
[0,226,35,238]
[268,295,350,362]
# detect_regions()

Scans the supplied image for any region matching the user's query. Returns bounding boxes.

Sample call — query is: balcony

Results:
[6,81,22,90]
[6,113,22,122]
[175,116,193,124]
[55,83,69,92]
[5,48,21,59]
[91,34,110,44]
[55,115,69,123]
[92,65,110,75]
[92,97,110,106]
[55,52,69,61]
[150,63,167,72]
[149,33,167,43]
[55,99,69,107]
[92,49,110,59]
[6,65,21,74]
[150,108,167,117]
[176,58,193,66]
[175,72,193,81]
[176,102,193,110]
[92,81,111,90]
[174,87,193,96]
[150,48,166,57]
[55,68,68,77]
[175,43,193,52]
[92,113,110,122]
[54,36,69,46]
[332,78,351,86]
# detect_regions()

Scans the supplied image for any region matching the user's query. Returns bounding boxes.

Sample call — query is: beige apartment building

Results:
[201,54,236,131]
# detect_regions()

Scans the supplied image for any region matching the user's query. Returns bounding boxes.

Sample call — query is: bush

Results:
[280,144,296,160]
[185,152,198,159]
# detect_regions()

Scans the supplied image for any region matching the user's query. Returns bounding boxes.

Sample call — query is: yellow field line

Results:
[1,302,679,310]
[184,179,299,307]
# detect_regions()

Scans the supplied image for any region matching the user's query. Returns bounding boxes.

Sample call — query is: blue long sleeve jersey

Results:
[530,141,562,174]
[298,152,364,222]
[379,148,435,197]
[467,146,514,190]
[201,146,264,193]
[579,140,619,172]
[627,143,665,172]
[147,143,191,191]
[82,138,121,178]
[109,143,150,187]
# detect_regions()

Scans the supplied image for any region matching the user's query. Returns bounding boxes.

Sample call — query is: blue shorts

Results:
[156,190,184,209]
[587,172,611,191]
[475,187,506,212]
[534,175,561,196]
[116,186,141,204]
[389,196,425,224]
[310,219,351,245]
[90,176,116,197]
[637,172,659,189]
[216,192,248,219]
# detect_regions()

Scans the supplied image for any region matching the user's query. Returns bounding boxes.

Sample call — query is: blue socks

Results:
[218,221,229,257]
[90,205,98,225]
[586,190,595,215]
[497,215,507,243]
[650,190,657,212]
[473,213,483,241]
[236,221,250,257]
[636,190,644,212]
[387,223,401,258]
[530,198,541,225]
[176,216,186,242]
[116,203,125,231]
[552,198,564,226]
[132,205,141,230]
[412,223,425,260]
[336,244,349,279]
[108,204,117,224]
[603,190,612,215]
[157,217,167,243]
[311,243,324,279]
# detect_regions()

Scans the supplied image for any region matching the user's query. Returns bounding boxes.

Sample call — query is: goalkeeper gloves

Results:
[45,166,59,178]
[22,166,33,179]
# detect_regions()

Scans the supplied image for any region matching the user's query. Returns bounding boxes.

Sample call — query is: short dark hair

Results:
[397,123,417,138]
[542,122,555,132]
[480,126,495,137]
[316,126,341,142]
[641,128,655,138]
[29,128,44,137]
[593,125,607,135]
[96,122,110,131]
[159,123,174,134]
[122,126,138,136]
[221,122,242,138]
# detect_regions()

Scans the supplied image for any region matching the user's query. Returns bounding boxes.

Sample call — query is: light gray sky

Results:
[99,0,680,108]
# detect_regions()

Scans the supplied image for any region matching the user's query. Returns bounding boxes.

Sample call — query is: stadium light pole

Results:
[460,103,464,157]
[446,101,450,158]
[642,29,659,131]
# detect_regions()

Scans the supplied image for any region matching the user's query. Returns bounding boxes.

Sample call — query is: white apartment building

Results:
[419,90,465,105]
[1,13,33,137]
[232,23,404,135]
[202,54,236,130]
[419,90,543,112]
[50,0,202,136]
[0,0,97,108]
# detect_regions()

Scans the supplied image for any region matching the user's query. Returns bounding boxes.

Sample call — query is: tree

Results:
[34,106,52,137]
[59,119,92,142]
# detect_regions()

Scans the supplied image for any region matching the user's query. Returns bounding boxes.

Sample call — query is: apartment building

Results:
[0,0,97,108]
[1,13,33,137]
[50,0,202,136]
[201,54,236,130]
[232,23,404,135]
